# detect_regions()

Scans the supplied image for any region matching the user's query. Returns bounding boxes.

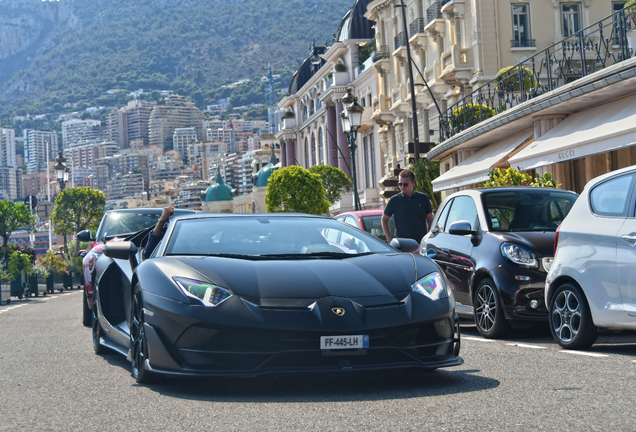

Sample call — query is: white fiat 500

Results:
[546,165,636,349]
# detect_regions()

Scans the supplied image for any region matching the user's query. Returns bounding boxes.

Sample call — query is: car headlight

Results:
[411,271,449,301]
[500,243,538,268]
[173,277,232,307]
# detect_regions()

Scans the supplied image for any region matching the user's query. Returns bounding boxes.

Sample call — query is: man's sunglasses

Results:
[398,182,411,187]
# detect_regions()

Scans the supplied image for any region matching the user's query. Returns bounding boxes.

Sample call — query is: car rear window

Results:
[590,173,635,217]
[482,189,577,232]
[360,215,395,242]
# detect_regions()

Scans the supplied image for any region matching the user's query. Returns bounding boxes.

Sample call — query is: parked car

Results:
[92,213,462,382]
[77,208,194,327]
[546,165,636,349]
[335,210,396,243]
[421,187,578,338]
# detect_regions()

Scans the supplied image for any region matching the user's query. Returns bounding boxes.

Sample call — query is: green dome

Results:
[204,173,233,202]
[255,151,279,187]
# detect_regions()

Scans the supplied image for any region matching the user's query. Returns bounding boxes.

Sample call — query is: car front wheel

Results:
[549,283,597,349]
[473,278,510,339]
[131,285,157,383]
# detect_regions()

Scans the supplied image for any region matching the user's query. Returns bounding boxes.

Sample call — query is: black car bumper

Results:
[492,266,548,321]
[141,290,463,376]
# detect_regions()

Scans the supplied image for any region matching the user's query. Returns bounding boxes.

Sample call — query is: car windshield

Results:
[99,211,162,240]
[360,214,395,242]
[482,189,577,232]
[165,216,396,258]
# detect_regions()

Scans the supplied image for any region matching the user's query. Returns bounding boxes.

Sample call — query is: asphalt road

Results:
[1,292,635,431]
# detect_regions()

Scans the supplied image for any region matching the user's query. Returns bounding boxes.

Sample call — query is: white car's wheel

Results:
[549,283,597,349]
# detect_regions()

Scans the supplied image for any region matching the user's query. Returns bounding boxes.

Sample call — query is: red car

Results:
[77,208,194,326]
[334,209,396,243]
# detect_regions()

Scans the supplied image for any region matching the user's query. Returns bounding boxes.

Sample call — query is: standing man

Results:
[381,169,433,244]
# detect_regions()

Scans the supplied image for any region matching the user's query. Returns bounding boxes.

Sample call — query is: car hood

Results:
[496,231,555,257]
[169,253,428,300]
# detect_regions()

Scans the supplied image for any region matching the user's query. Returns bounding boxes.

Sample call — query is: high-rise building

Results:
[62,119,102,149]
[24,130,59,174]
[0,167,22,201]
[173,127,198,164]
[148,95,205,150]
[0,129,17,168]
[107,100,154,149]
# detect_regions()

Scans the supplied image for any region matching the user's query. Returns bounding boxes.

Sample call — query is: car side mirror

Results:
[448,220,476,236]
[390,238,419,253]
[77,229,94,242]
[103,241,139,270]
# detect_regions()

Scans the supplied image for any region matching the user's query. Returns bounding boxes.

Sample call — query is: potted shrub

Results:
[63,255,83,290]
[281,110,296,128]
[40,250,68,293]
[31,262,50,297]
[8,250,33,299]
[451,103,496,131]
[495,66,538,93]
[333,62,349,86]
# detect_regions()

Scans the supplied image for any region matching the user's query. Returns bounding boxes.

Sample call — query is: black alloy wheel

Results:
[549,283,598,349]
[131,285,156,383]
[473,278,510,339]
[82,290,92,327]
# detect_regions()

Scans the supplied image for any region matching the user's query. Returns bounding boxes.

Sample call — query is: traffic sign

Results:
[24,195,38,210]
[36,200,54,219]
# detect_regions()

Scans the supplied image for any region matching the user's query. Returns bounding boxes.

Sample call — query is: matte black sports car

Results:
[93,213,462,382]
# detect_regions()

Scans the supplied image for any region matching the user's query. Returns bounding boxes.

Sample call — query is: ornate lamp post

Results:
[339,89,364,211]
[54,152,69,255]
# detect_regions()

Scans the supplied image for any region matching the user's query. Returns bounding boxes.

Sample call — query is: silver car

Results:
[546,165,636,349]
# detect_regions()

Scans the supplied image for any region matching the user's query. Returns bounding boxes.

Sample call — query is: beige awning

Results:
[509,95,636,170]
[431,131,533,192]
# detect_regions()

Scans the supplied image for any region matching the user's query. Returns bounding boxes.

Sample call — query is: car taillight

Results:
[554,224,561,256]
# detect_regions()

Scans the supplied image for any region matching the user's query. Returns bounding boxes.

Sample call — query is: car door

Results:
[425,195,478,306]
[611,173,636,316]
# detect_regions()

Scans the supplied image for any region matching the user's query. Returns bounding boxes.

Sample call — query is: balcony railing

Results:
[511,39,536,48]
[372,45,390,62]
[394,32,408,51]
[427,2,442,24]
[439,8,635,141]
[410,18,427,36]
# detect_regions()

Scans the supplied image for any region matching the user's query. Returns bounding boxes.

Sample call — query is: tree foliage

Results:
[51,187,106,255]
[480,167,560,188]
[308,165,352,205]
[412,158,442,209]
[0,201,35,255]
[265,166,330,215]
[8,251,33,280]
[451,104,496,129]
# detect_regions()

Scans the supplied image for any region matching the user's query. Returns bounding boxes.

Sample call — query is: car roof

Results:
[104,208,196,213]
[337,210,384,217]
[171,212,328,221]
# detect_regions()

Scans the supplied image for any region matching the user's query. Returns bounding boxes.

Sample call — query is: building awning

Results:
[509,95,636,170]
[431,131,533,192]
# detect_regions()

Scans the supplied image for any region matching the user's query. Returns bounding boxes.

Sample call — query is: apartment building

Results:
[94,153,150,196]
[173,127,198,163]
[148,95,205,150]
[65,140,118,169]
[24,130,58,174]
[62,119,103,149]
[107,100,154,149]
[0,129,17,168]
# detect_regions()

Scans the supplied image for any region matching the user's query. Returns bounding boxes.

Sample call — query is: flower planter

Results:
[0,280,10,304]
[46,274,65,293]
[333,71,349,86]
[283,117,296,129]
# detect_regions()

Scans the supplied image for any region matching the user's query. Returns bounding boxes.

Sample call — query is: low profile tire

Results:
[473,278,510,339]
[82,290,92,327]
[92,308,106,354]
[549,283,597,350]
[131,285,157,384]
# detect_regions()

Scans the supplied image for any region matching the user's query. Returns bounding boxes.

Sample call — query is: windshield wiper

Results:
[262,252,373,259]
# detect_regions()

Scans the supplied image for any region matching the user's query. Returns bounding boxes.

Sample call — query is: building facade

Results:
[24,130,58,174]
[148,95,206,150]
[0,129,17,168]
[61,119,102,149]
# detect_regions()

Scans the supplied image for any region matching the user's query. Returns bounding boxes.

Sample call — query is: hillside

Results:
[0,0,353,117]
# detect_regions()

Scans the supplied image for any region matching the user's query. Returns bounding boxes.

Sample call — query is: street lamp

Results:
[339,88,364,211]
[54,152,68,255]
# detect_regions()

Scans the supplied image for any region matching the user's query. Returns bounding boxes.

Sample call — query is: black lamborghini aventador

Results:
[93,213,462,383]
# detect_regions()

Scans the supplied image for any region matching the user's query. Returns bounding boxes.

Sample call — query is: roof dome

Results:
[204,172,233,202]
[335,0,375,41]
[255,151,280,187]
[288,43,327,96]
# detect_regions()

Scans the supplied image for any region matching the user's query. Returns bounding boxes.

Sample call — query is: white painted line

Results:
[560,350,608,358]
[506,343,546,349]
[463,337,495,342]
[62,293,72,296]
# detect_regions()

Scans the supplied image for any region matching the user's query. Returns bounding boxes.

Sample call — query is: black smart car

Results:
[421,187,578,338]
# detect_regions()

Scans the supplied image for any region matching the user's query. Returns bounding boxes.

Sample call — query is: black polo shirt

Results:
[384,191,433,242]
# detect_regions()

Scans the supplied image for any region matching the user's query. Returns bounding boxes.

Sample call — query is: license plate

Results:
[320,335,369,350]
